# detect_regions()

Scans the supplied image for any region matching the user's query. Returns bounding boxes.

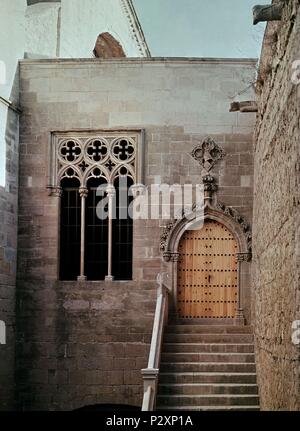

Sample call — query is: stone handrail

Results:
[141,274,170,411]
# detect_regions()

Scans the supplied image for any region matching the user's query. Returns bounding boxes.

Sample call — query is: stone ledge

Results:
[19,57,258,66]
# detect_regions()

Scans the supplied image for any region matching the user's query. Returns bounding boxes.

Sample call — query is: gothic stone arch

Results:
[161,200,252,325]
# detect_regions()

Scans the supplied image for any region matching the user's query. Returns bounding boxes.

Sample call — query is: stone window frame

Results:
[47,129,145,282]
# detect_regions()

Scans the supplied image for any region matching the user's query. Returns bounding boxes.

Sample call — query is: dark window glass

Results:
[60,176,133,281]
[112,176,133,280]
[60,178,81,280]
[85,177,108,280]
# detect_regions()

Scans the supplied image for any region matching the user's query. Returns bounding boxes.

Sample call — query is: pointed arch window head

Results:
[49,130,144,282]
[93,33,126,58]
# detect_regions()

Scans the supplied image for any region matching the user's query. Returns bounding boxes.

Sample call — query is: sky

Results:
[133,0,266,59]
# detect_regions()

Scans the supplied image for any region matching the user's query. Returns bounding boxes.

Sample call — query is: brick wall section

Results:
[253,0,300,410]
[0,78,20,410]
[17,58,256,410]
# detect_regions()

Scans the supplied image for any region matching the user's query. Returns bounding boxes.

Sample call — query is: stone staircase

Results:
[156,323,260,411]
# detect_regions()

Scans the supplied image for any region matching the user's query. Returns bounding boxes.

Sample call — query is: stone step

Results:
[165,325,253,334]
[160,362,256,373]
[161,352,255,363]
[156,405,260,411]
[169,318,240,326]
[159,372,257,384]
[157,322,259,410]
[164,333,254,344]
[156,394,260,407]
[163,343,254,354]
[158,383,259,396]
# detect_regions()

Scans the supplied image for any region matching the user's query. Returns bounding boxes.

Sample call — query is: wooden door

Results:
[177,220,238,319]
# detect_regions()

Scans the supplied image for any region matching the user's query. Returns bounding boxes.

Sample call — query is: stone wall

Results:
[0,76,20,410]
[0,0,25,410]
[0,0,148,410]
[17,58,256,410]
[0,0,26,186]
[253,0,300,411]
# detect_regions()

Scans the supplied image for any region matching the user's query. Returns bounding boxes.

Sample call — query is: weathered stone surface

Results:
[14,58,255,410]
[0,82,19,410]
[253,0,300,411]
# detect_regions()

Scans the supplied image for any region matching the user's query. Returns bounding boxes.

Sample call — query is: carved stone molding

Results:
[120,0,151,57]
[163,252,180,263]
[162,252,171,262]
[47,186,62,198]
[236,252,252,263]
[160,195,252,264]
[216,202,252,256]
[203,174,217,192]
[160,221,177,253]
[48,130,145,193]
[79,187,89,199]
[106,184,116,198]
[202,174,218,202]
[190,137,225,174]
[171,253,180,262]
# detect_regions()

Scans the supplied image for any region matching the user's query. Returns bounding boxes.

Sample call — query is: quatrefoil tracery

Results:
[57,136,137,186]
[111,138,135,162]
[85,139,108,163]
[59,140,82,163]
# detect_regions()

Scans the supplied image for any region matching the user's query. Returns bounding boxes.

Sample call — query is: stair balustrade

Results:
[141,273,170,411]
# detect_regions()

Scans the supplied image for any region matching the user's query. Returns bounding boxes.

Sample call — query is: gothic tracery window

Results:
[49,131,144,281]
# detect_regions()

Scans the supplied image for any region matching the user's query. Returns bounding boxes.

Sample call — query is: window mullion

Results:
[78,186,88,281]
[105,184,115,281]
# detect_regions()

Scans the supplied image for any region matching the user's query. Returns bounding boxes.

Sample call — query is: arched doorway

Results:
[177,220,238,319]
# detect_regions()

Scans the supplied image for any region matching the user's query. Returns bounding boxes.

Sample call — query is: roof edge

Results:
[20,57,258,65]
[120,0,151,57]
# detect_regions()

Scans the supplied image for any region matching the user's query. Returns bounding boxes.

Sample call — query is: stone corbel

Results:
[163,252,172,262]
[236,252,252,263]
[253,3,284,25]
[230,101,258,113]
[47,185,62,198]
[163,252,180,263]
[170,252,180,263]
